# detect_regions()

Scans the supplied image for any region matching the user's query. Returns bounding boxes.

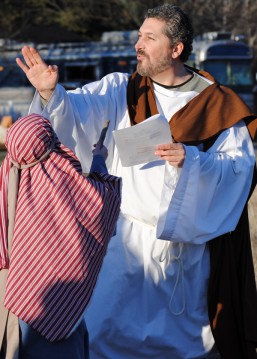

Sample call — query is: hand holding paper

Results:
[113,114,172,167]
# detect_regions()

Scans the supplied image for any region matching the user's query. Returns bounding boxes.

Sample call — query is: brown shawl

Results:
[127,69,257,358]
[127,68,257,143]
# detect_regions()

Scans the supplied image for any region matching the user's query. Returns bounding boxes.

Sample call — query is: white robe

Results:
[29,72,256,359]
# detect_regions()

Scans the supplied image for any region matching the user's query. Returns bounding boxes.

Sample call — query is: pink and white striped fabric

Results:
[0,114,121,341]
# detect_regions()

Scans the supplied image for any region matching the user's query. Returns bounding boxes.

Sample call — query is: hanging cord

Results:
[159,242,185,315]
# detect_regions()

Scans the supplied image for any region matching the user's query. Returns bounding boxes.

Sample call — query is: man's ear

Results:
[171,42,184,59]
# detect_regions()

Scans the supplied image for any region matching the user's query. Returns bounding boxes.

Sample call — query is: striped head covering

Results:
[0,114,121,341]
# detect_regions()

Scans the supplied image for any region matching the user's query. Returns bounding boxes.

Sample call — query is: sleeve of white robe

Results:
[29,73,129,173]
[156,120,256,244]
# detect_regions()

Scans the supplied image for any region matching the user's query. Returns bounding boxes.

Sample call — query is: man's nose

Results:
[135,38,142,51]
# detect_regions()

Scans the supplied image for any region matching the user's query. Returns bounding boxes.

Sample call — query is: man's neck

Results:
[151,64,191,87]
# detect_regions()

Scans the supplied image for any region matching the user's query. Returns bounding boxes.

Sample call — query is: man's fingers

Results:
[159,155,183,161]
[154,142,185,168]
[156,143,182,150]
[16,57,29,73]
[30,47,45,65]
[49,65,58,72]
[21,46,45,68]
[21,46,35,68]
[155,148,184,157]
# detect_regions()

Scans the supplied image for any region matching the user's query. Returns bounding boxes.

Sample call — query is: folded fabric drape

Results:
[0,114,121,342]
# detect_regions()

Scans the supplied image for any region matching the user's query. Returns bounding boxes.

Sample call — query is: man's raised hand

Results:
[16,46,58,101]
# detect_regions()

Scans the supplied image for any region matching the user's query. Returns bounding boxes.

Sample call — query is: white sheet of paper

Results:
[113,114,172,167]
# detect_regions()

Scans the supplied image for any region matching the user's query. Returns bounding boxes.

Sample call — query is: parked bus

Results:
[187,32,256,111]
[0,40,35,120]
[0,32,138,120]
[39,31,137,89]
[0,59,34,120]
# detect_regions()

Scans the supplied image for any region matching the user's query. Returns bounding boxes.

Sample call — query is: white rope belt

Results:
[159,242,185,315]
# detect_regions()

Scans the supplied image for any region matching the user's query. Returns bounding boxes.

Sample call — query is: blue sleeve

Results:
[89,155,108,174]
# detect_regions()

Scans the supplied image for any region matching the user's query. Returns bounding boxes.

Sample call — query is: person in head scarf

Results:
[0,113,121,359]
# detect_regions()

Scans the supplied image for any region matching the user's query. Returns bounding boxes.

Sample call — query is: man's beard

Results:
[137,51,172,77]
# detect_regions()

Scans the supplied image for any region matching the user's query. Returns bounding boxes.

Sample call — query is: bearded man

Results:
[15,4,257,358]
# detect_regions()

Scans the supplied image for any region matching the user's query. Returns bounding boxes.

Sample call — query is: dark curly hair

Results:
[145,4,194,63]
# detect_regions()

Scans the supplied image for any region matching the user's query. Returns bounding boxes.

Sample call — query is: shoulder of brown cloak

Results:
[127,69,257,144]
[172,66,257,145]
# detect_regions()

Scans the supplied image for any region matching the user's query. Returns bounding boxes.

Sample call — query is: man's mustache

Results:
[137,49,147,56]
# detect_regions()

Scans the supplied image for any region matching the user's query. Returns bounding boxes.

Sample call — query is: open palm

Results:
[16,46,58,98]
